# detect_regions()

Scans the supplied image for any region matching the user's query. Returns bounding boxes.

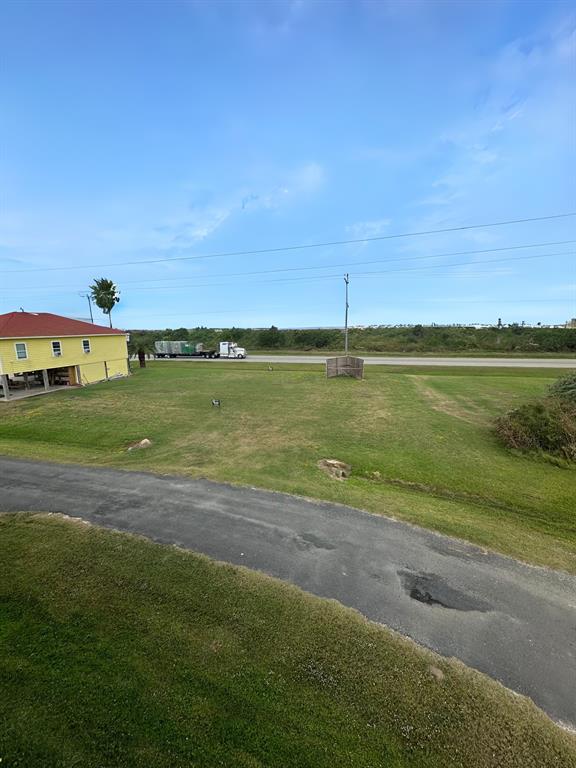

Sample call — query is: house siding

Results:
[0,334,129,380]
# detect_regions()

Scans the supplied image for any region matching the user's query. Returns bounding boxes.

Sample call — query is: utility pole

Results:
[80,293,94,323]
[344,273,350,355]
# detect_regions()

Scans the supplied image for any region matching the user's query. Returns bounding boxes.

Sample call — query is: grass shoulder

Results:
[1,513,574,768]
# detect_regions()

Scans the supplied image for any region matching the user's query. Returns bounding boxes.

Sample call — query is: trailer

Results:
[154,341,218,358]
[154,340,247,359]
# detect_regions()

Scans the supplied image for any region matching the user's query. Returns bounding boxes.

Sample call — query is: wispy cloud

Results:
[240,161,326,211]
[162,161,325,245]
[247,0,308,39]
[389,16,576,272]
[346,219,391,239]
[152,206,233,247]
[0,254,30,267]
[0,161,326,266]
[416,19,576,219]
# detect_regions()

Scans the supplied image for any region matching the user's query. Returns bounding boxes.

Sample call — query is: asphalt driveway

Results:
[1,456,575,727]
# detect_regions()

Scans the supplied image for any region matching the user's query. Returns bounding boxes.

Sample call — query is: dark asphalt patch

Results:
[399,570,492,612]
[297,532,337,551]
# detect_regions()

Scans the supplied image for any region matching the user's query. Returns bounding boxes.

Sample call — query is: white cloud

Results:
[92,204,233,253]
[98,161,326,251]
[289,161,325,193]
[0,155,327,267]
[236,161,325,212]
[407,16,575,251]
[346,219,391,239]
[168,207,233,244]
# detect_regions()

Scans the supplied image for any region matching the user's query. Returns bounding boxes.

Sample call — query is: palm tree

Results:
[89,278,120,327]
[128,334,156,368]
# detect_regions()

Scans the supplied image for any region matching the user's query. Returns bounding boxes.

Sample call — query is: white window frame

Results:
[51,340,63,357]
[82,338,91,354]
[15,342,28,360]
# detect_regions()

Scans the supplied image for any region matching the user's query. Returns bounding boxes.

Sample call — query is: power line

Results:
[351,250,574,277]
[1,212,574,275]
[114,297,571,322]
[112,297,571,326]
[113,238,576,284]
[101,239,576,285]
[0,270,512,302]
[64,249,576,291]
[2,253,570,299]
[3,241,574,293]
[125,309,262,319]
[21,248,568,296]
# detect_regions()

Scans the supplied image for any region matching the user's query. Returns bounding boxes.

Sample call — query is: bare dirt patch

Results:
[318,459,351,480]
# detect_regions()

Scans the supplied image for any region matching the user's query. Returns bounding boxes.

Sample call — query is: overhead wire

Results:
[58,248,576,292]
[117,296,570,322]
[2,243,574,293]
[1,211,574,275]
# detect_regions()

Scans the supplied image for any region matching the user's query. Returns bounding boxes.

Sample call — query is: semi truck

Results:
[218,341,247,359]
[154,340,247,359]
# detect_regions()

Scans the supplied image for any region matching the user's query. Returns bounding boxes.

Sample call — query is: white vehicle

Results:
[219,341,247,359]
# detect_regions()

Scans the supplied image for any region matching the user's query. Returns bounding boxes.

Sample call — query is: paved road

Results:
[2,456,575,727]
[155,354,576,368]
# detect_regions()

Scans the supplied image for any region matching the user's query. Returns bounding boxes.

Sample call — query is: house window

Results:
[15,342,27,360]
[82,339,91,354]
[52,340,62,357]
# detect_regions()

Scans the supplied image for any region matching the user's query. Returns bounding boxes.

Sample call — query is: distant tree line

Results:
[127,325,576,354]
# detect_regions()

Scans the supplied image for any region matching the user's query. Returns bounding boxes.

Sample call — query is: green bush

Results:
[495,396,576,460]
[548,373,576,404]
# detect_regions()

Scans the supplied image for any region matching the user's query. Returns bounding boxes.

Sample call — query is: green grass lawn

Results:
[1,513,574,768]
[0,362,574,572]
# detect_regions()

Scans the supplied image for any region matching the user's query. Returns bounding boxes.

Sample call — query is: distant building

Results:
[566,318,576,329]
[0,311,129,401]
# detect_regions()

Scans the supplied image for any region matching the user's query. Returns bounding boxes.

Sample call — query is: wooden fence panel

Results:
[326,356,364,379]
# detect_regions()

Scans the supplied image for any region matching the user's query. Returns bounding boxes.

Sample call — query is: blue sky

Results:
[1,0,574,329]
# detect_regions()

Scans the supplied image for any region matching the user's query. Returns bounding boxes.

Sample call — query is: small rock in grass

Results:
[429,665,445,681]
[128,438,152,452]
[210,640,223,653]
[317,459,351,480]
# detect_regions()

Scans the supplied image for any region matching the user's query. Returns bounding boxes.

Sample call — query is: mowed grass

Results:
[0,362,574,572]
[2,514,575,768]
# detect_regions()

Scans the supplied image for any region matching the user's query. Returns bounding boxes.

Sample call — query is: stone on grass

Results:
[128,438,153,452]
[429,665,445,681]
[317,459,351,480]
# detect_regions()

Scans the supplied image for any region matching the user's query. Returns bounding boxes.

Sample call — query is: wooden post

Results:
[104,361,109,380]
[0,374,10,400]
[42,369,50,390]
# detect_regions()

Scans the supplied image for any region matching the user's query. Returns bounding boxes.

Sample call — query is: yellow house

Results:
[0,311,129,401]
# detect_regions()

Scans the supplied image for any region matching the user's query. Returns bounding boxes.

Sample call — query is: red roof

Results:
[0,312,126,339]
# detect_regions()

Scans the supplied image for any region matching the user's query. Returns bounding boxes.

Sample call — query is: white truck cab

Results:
[219,341,246,359]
